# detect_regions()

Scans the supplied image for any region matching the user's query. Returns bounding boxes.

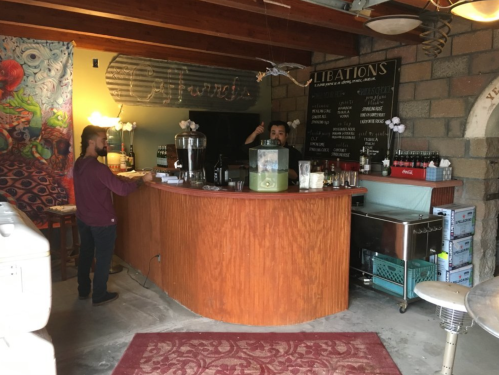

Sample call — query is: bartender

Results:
[244,120,301,182]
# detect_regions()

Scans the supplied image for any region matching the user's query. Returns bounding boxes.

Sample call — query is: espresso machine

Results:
[174,127,207,184]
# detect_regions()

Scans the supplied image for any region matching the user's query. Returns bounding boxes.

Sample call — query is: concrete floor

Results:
[47,257,499,375]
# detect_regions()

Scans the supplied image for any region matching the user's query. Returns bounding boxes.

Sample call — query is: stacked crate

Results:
[432,204,476,287]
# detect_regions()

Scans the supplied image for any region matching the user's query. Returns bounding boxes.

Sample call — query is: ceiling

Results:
[0,0,452,71]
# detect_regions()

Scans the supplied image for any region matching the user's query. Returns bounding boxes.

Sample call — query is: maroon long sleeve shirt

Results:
[74,157,138,226]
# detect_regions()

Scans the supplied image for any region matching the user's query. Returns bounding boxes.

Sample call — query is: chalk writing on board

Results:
[106,55,259,110]
[305,59,400,163]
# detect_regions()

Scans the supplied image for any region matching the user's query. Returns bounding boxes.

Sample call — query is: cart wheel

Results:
[399,305,407,314]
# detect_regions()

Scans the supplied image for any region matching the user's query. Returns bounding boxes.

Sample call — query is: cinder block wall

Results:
[271,17,499,283]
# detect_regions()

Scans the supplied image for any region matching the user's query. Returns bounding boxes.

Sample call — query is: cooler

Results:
[0,202,52,334]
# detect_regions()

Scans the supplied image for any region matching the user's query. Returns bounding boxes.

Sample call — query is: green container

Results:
[372,254,436,299]
[249,139,289,192]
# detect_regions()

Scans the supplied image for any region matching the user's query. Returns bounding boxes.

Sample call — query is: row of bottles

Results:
[119,145,135,171]
[157,145,168,168]
[392,150,440,169]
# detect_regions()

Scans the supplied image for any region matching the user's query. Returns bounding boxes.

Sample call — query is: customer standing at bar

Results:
[245,120,302,182]
[74,125,152,306]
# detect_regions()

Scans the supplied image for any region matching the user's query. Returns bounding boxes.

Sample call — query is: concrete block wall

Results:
[271,17,499,283]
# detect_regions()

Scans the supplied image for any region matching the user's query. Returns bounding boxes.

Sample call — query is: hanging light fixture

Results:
[364,15,423,35]
[451,0,499,22]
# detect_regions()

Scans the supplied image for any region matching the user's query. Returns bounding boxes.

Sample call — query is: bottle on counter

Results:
[393,150,400,167]
[127,145,136,171]
[157,146,161,168]
[423,151,430,169]
[433,151,441,167]
[214,154,224,186]
[363,148,371,174]
[359,147,366,173]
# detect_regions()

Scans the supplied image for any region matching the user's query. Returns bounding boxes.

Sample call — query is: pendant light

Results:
[451,0,499,22]
[364,15,423,35]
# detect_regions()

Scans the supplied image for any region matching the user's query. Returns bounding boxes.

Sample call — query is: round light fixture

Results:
[364,15,423,35]
[451,0,499,22]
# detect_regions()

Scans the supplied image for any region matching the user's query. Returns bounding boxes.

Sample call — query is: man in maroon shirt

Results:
[74,125,152,306]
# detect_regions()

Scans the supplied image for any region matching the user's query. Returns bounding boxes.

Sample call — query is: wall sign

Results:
[106,55,259,111]
[304,59,400,163]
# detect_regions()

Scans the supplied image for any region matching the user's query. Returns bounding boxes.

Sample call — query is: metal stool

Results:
[415,281,474,375]
[46,208,79,281]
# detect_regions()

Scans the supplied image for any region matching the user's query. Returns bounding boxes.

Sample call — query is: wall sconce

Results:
[88,111,120,127]
[364,15,423,35]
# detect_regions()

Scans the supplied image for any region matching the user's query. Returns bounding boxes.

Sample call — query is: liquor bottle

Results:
[359,147,366,173]
[128,145,136,171]
[363,148,371,174]
[162,146,167,168]
[157,146,161,167]
[214,154,224,186]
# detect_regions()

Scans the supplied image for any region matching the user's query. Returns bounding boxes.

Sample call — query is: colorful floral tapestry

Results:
[0,36,74,228]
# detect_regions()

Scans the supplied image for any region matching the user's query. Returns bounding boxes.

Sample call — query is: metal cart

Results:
[350,203,443,313]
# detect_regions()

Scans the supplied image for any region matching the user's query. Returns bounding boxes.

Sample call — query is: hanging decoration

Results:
[255,58,312,88]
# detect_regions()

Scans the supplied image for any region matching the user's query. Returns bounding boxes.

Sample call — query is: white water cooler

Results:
[0,202,56,375]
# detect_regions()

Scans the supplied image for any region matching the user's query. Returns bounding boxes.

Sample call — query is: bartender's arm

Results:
[288,168,298,181]
[245,122,265,144]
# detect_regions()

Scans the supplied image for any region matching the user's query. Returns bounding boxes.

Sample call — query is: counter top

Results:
[359,173,462,188]
[146,182,367,200]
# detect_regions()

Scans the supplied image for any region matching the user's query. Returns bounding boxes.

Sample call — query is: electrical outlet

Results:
[157,255,161,262]
[92,58,99,68]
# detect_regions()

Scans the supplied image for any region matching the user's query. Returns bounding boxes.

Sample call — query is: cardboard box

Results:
[439,236,473,270]
[425,167,453,182]
[437,264,473,287]
[432,204,476,240]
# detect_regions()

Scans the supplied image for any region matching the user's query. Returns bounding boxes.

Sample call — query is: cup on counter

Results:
[235,180,244,192]
[309,172,324,189]
[350,171,358,187]
[299,160,311,189]
[228,181,236,191]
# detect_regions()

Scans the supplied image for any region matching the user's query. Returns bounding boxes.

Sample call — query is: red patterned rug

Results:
[112,332,401,375]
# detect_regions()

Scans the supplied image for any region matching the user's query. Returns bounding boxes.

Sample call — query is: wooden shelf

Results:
[359,173,462,188]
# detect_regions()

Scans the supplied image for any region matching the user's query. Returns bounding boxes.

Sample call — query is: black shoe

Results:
[92,292,119,306]
[78,293,90,300]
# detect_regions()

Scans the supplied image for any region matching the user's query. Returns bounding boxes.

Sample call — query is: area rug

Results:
[112,332,401,375]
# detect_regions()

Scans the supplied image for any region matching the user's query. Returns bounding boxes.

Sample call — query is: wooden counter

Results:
[114,183,367,326]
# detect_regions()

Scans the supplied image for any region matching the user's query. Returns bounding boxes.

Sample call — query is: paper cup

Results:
[310,172,324,188]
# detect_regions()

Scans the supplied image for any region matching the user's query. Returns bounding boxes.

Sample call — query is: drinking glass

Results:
[350,171,358,187]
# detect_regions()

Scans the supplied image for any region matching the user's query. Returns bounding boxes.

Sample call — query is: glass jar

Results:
[174,129,207,184]
[249,139,289,192]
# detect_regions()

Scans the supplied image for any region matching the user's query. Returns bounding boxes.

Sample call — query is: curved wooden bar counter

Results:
[114,183,367,326]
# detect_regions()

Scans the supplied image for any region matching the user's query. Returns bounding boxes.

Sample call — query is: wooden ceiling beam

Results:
[199,0,421,44]
[0,0,359,56]
[0,2,312,65]
[0,23,273,71]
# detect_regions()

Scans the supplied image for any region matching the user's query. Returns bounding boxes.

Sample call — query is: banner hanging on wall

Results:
[304,59,400,163]
[106,55,260,111]
[0,35,74,228]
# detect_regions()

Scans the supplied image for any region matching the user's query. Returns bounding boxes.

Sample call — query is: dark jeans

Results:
[77,219,116,302]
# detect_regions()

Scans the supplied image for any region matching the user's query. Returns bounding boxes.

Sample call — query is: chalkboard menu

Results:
[304,59,400,163]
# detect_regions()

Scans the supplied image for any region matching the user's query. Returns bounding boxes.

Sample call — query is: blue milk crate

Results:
[373,255,436,299]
